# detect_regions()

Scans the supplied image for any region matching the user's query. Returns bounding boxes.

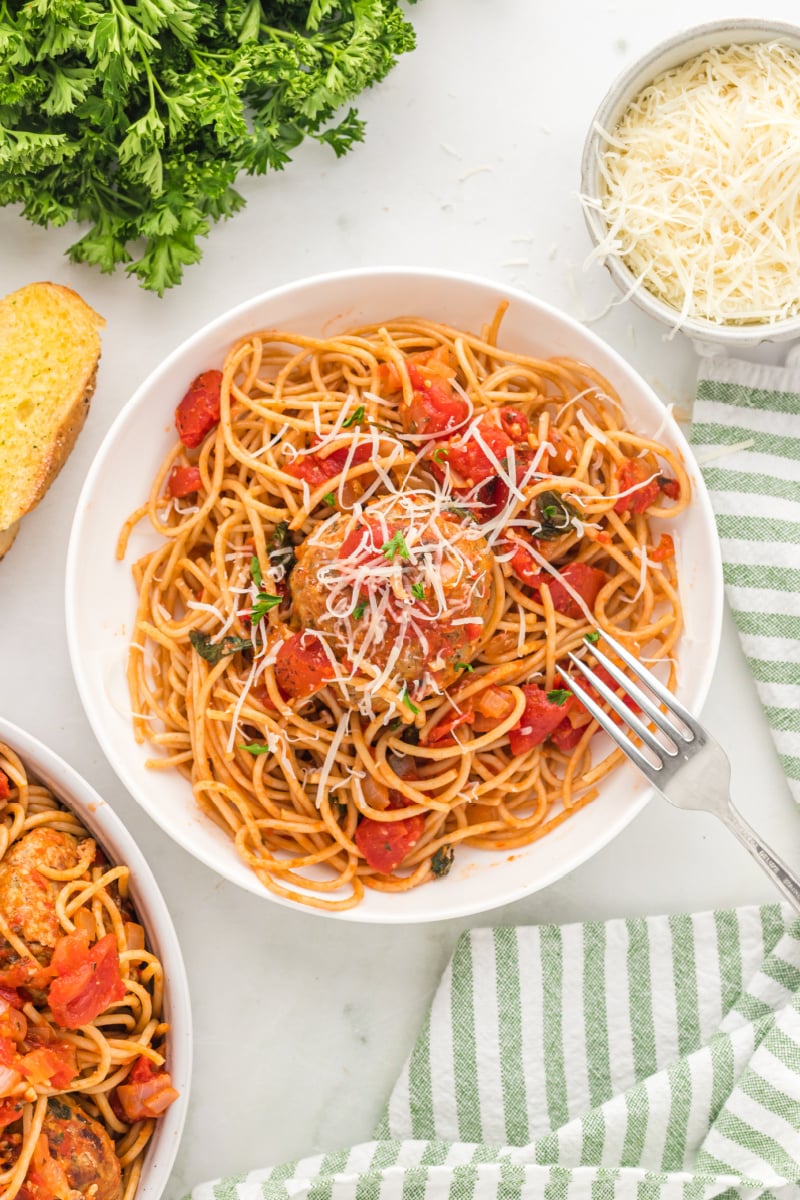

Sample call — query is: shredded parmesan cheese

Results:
[584,41,800,327]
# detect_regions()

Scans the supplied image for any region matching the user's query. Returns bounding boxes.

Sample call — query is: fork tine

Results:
[588,641,692,745]
[594,629,701,737]
[565,653,679,760]
[556,665,664,782]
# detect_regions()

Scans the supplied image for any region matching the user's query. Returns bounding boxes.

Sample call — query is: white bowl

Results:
[580,19,800,349]
[0,718,192,1200]
[65,266,723,923]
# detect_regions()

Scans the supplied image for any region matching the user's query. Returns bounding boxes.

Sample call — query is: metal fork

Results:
[558,630,800,910]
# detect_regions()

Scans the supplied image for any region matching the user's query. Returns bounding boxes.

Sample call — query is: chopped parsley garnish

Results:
[547,688,572,706]
[411,582,425,600]
[400,686,419,714]
[388,718,402,732]
[250,556,263,587]
[431,845,455,878]
[342,405,365,428]
[454,661,474,672]
[189,631,252,665]
[585,630,601,644]
[352,601,367,619]
[251,592,282,623]
[268,521,296,577]
[323,492,336,506]
[432,447,447,463]
[382,530,410,561]
[239,742,272,756]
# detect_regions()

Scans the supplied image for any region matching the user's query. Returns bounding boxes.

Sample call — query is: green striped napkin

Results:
[691,352,800,801]
[191,905,800,1200]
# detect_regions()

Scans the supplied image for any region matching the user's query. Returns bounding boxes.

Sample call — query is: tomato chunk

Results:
[0,1098,23,1129]
[538,562,607,619]
[651,533,675,562]
[401,364,469,437]
[355,802,425,873]
[116,1055,179,1122]
[659,476,680,500]
[431,422,513,487]
[274,633,335,700]
[0,771,9,801]
[175,369,223,449]
[48,933,125,1030]
[167,465,202,498]
[423,707,475,745]
[285,441,372,488]
[508,686,574,755]
[20,1044,77,1089]
[499,407,530,441]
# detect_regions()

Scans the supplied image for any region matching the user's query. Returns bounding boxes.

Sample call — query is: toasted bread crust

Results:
[0,283,104,554]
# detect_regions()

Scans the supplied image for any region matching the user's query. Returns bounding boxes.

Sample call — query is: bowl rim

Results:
[0,717,193,1200]
[65,264,724,922]
[580,18,800,348]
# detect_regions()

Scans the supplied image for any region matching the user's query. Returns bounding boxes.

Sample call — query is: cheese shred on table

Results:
[588,41,800,327]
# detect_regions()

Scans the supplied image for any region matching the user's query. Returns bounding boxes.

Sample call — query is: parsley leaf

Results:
[432,447,447,463]
[352,601,367,619]
[251,592,282,623]
[454,661,474,672]
[0,3,417,294]
[547,688,572,706]
[251,556,263,587]
[585,630,601,644]
[189,631,252,665]
[410,582,425,600]
[400,686,419,715]
[382,530,410,561]
[239,742,272,756]
[323,492,336,506]
[341,405,365,428]
[534,491,579,539]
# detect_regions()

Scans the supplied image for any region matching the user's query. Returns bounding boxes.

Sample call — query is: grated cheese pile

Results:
[585,41,800,327]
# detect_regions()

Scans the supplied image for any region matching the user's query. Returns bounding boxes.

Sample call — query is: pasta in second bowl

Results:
[66,268,723,922]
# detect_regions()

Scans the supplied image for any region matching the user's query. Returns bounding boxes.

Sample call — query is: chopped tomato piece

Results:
[48,933,125,1030]
[50,929,90,977]
[116,1056,179,1122]
[167,465,202,498]
[274,633,335,700]
[0,771,9,801]
[550,719,587,752]
[510,552,606,620]
[613,458,677,514]
[0,987,22,1011]
[537,562,607,619]
[175,369,223,449]
[431,422,513,487]
[498,407,529,441]
[355,801,425,873]
[508,535,544,588]
[379,346,455,392]
[423,707,475,746]
[0,994,26,1043]
[400,364,469,437]
[508,686,574,755]
[651,533,675,562]
[285,441,372,487]
[0,1098,22,1129]
[20,1044,77,1089]
[337,519,383,562]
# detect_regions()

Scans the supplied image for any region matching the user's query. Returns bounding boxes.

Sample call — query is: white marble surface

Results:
[1,0,800,1194]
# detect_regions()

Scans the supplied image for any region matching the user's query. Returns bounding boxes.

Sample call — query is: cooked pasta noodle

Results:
[0,745,178,1200]
[121,306,689,910]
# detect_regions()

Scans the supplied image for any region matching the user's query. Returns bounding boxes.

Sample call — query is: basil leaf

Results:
[533,490,579,539]
[431,845,455,877]
[189,631,252,665]
[546,688,572,706]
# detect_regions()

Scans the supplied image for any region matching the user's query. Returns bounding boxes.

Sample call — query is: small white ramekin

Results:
[580,19,800,348]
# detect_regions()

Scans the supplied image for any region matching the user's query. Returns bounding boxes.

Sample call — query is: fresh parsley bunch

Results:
[0,1,416,294]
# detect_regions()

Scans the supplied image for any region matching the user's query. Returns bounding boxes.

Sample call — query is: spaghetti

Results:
[0,744,178,1200]
[121,306,689,910]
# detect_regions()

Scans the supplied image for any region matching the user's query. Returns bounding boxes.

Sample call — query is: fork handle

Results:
[720,803,800,911]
